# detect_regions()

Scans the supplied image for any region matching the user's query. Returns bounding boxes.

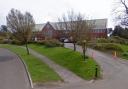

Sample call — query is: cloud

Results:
[0,0,114,27]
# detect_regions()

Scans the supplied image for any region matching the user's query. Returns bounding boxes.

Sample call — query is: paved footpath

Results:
[28,48,88,89]
[29,48,84,84]
[0,48,31,89]
[62,43,128,89]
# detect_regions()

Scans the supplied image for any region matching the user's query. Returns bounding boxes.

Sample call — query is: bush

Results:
[77,41,87,45]
[96,38,110,43]
[108,36,128,44]
[2,39,9,44]
[28,41,38,44]
[34,39,63,47]
[11,39,24,45]
[91,36,128,45]
[105,43,123,51]
[0,39,12,44]
[44,39,63,47]
[93,43,123,52]
[0,40,3,44]
[87,43,96,48]
[0,38,3,44]
[93,43,104,50]
[122,52,128,57]
[35,40,45,45]
[0,36,4,41]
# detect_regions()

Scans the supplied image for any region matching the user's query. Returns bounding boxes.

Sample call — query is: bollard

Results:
[95,64,98,79]
[113,51,117,59]
[114,51,117,57]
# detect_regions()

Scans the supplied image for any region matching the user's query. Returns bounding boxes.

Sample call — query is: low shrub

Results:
[93,43,105,50]
[0,36,4,41]
[122,52,128,57]
[108,36,128,44]
[44,39,63,47]
[0,37,3,44]
[93,43,123,52]
[77,41,88,46]
[28,41,38,44]
[87,43,96,48]
[96,38,110,43]
[33,39,63,47]
[11,39,24,45]
[105,43,123,51]
[36,41,45,45]
[2,39,9,44]
[95,37,128,44]
[0,40,3,44]
[0,39,12,44]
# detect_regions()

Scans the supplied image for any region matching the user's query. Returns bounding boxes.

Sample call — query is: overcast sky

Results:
[0,0,115,28]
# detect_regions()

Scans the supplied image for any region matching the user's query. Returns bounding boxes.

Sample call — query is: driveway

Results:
[61,43,128,89]
[0,48,31,89]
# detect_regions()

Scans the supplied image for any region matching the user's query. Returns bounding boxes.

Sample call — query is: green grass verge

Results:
[29,44,100,80]
[117,44,128,60]
[118,44,128,52]
[0,44,61,83]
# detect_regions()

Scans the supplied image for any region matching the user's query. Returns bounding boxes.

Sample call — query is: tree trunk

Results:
[25,42,30,55]
[82,44,86,60]
[73,42,76,51]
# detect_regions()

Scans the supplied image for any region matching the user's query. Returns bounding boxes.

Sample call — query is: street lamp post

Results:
[82,40,86,61]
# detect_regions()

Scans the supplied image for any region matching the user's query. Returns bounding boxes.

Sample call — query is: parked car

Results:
[64,39,69,42]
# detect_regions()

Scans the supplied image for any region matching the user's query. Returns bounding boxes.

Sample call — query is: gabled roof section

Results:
[42,22,55,31]
[50,19,108,30]
[87,19,107,29]
[35,19,108,31]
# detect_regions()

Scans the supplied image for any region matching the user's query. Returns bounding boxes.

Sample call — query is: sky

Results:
[0,0,116,28]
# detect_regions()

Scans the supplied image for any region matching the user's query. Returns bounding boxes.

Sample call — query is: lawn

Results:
[29,44,100,80]
[118,44,128,60]
[118,44,128,52]
[0,44,61,83]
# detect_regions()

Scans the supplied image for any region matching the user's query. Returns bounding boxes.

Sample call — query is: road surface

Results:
[0,48,31,89]
[60,43,128,89]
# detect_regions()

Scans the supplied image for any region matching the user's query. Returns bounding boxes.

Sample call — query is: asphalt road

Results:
[0,48,31,89]
[61,43,128,89]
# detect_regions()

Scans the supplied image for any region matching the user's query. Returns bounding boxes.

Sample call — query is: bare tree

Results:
[114,0,128,26]
[120,0,128,26]
[56,11,92,51]
[6,9,35,55]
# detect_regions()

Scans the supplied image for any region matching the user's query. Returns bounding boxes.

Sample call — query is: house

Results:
[33,19,109,41]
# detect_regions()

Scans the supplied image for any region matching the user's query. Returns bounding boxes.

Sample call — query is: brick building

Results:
[33,19,109,41]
